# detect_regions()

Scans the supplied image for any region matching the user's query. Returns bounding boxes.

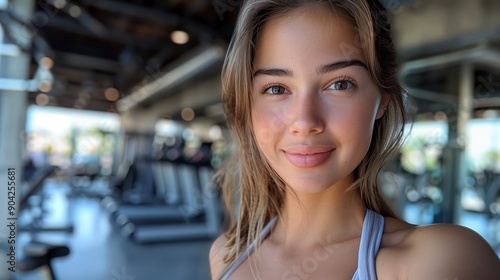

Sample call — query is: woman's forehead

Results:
[253,8,367,71]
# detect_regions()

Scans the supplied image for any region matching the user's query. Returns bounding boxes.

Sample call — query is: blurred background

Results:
[0,0,499,279]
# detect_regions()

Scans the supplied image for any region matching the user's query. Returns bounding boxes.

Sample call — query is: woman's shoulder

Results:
[380,217,500,279]
[209,234,229,279]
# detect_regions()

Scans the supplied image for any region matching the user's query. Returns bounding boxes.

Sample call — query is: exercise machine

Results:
[107,160,221,243]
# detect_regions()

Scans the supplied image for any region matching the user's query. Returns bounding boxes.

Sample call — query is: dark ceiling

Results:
[1,0,499,118]
[1,0,240,113]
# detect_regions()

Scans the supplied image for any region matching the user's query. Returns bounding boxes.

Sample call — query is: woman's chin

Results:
[285,182,336,195]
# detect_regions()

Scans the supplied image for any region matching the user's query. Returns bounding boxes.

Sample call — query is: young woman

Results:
[210,0,500,279]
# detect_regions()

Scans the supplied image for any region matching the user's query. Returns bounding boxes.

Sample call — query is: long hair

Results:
[215,0,408,268]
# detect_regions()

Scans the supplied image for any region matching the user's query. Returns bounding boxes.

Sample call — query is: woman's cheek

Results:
[252,105,291,146]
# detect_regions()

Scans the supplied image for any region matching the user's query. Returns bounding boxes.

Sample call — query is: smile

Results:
[282,146,335,168]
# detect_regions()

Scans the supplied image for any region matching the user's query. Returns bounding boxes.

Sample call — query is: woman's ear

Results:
[376,94,390,120]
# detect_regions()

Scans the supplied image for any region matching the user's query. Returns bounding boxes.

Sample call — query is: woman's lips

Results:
[282,146,335,168]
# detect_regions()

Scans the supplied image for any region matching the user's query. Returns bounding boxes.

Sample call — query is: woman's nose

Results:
[289,92,325,136]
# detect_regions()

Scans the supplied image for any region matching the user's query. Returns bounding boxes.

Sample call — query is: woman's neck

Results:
[270,177,367,250]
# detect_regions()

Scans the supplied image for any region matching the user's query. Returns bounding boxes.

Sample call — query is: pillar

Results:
[438,63,474,223]
[0,0,34,278]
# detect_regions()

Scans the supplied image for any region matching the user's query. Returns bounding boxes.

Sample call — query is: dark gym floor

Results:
[15,177,214,280]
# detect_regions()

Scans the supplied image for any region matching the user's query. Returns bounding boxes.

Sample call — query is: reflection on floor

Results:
[16,178,214,280]
[15,177,500,280]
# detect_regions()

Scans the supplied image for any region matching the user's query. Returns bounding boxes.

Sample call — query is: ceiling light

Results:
[181,107,195,121]
[35,93,49,106]
[104,87,120,101]
[171,30,189,45]
[39,57,54,70]
[38,80,52,92]
[69,5,81,18]
[53,0,67,9]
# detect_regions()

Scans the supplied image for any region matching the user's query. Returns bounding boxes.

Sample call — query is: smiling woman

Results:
[209,0,500,279]
[251,13,385,195]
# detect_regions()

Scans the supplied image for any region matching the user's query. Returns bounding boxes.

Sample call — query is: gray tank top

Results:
[219,209,385,280]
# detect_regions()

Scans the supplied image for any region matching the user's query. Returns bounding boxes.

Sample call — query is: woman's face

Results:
[251,8,386,194]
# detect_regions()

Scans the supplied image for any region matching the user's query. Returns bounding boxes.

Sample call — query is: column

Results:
[0,0,34,278]
[438,63,473,223]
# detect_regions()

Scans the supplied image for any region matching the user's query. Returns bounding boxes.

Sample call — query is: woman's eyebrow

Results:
[319,59,367,74]
[252,60,367,78]
[253,68,292,78]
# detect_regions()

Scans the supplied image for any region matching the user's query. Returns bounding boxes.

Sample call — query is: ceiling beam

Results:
[117,44,225,112]
[146,74,222,120]
[54,51,123,73]
[400,27,500,61]
[29,94,115,112]
[45,17,170,49]
[56,85,111,102]
[82,0,221,43]
[51,66,114,85]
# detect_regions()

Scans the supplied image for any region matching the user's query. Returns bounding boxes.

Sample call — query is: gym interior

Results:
[1,0,500,279]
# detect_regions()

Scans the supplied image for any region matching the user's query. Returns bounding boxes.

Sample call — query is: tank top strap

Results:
[351,209,385,280]
[218,216,278,280]
[219,210,384,280]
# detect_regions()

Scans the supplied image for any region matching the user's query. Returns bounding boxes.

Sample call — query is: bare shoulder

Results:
[209,234,229,280]
[397,222,500,279]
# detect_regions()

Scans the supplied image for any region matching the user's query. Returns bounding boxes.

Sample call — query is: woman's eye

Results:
[329,80,355,90]
[264,85,288,95]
